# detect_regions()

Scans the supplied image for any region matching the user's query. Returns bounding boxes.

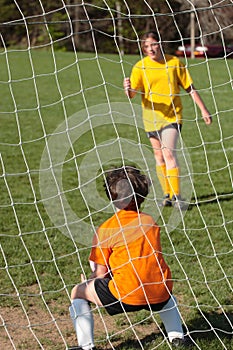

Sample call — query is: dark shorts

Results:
[146,123,182,139]
[94,278,171,316]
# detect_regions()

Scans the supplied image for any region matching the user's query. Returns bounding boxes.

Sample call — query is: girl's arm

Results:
[186,84,212,125]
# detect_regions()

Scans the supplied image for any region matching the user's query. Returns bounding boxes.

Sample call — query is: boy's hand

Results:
[80,273,86,283]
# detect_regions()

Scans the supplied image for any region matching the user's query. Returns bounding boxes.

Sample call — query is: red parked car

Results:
[226,45,233,58]
[175,44,233,58]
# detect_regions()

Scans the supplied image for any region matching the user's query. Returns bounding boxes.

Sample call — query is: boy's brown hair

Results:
[104,166,150,210]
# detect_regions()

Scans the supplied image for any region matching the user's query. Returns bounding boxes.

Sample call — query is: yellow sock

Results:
[167,167,180,198]
[156,164,170,195]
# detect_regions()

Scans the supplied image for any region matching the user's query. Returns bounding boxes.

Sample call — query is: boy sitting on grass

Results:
[69,166,191,349]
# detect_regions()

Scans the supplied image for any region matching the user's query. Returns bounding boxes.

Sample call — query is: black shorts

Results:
[94,278,171,316]
[146,123,182,139]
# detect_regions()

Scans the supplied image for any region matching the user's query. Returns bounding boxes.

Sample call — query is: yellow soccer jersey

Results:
[130,55,193,132]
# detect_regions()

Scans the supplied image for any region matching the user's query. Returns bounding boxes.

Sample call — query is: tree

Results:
[0,0,232,52]
[175,0,233,45]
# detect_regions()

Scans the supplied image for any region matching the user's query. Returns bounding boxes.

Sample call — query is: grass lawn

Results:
[0,49,233,349]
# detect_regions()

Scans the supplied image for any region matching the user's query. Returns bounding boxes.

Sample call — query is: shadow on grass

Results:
[188,310,233,340]
[102,311,233,349]
[192,191,233,207]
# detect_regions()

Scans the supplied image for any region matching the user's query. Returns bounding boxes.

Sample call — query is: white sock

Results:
[69,298,94,349]
[158,296,184,342]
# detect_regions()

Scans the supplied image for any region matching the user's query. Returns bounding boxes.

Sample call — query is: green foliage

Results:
[1,1,232,52]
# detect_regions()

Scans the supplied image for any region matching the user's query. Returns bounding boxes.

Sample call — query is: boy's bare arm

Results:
[88,263,108,280]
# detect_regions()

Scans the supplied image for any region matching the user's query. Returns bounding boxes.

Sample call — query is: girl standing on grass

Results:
[124,31,212,210]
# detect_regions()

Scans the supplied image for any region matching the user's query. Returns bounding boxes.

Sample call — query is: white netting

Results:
[0,1,233,349]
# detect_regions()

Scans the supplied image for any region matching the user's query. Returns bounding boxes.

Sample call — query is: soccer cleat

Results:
[171,195,189,211]
[171,337,193,348]
[160,194,172,207]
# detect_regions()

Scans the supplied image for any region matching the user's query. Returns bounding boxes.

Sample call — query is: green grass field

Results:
[0,49,233,350]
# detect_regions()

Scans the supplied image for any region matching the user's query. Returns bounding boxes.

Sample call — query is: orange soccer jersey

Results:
[89,210,173,305]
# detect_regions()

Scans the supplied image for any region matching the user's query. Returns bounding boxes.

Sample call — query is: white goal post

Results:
[0,1,233,350]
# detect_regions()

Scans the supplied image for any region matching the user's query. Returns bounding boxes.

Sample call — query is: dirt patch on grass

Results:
[0,298,160,350]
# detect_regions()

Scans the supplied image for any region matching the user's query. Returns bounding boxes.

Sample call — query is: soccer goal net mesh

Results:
[0,1,233,349]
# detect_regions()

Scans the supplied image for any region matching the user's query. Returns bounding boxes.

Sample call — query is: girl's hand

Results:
[123,77,131,96]
[123,77,131,90]
[202,112,212,125]
[123,77,137,98]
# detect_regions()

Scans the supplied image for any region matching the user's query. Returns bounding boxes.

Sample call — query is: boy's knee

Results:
[71,284,80,300]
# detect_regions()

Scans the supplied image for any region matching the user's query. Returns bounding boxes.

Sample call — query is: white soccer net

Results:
[1,1,233,349]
